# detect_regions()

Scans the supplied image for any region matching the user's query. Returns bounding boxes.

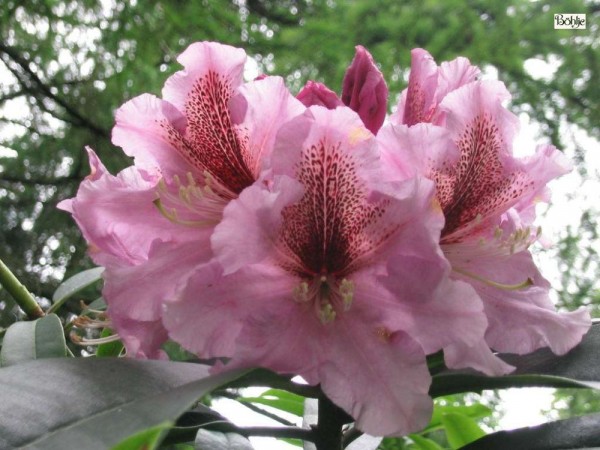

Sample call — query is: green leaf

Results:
[50,267,105,313]
[0,314,67,367]
[431,323,600,397]
[441,413,486,449]
[409,435,444,450]
[111,421,172,450]
[460,412,600,450]
[95,328,124,357]
[423,404,492,433]
[194,429,254,449]
[240,388,305,417]
[0,358,246,449]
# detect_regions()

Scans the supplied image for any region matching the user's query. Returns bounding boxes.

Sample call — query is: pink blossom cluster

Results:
[59,42,591,436]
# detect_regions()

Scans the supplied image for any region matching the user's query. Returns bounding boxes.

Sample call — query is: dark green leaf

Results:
[50,267,105,313]
[460,412,600,450]
[431,323,600,397]
[240,388,305,417]
[0,358,246,449]
[111,421,172,450]
[0,313,67,367]
[441,413,486,449]
[194,429,254,449]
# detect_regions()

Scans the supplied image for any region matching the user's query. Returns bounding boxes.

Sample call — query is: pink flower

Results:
[298,46,388,134]
[392,48,480,126]
[59,41,304,358]
[379,78,591,358]
[164,106,498,436]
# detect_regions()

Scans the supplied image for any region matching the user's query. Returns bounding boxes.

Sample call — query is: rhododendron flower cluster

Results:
[59,42,591,436]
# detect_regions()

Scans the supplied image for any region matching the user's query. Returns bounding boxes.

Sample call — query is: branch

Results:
[216,390,296,426]
[314,394,352,450]
[0,258,44,319]
[241,425,314,441]
[224,368,321,398]
[0,43,110,139]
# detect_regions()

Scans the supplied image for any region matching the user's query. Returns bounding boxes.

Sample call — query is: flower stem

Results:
[0,258,44,319]
[315,393,352,450]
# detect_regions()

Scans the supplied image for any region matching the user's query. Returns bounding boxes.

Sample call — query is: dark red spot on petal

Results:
[162,71,255,196]
[435,114,531,240]
[278,140,393,278]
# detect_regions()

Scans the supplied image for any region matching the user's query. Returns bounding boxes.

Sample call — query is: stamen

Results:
[70,332,121,346]
[339,278,354,311]
[292,281,310,303]
[154,174,225,227]
[453,267,533,291]
[72,315,111,329]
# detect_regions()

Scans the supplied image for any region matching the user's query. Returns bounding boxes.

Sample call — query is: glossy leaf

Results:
[460,412,600,450]
[0,358,246,449]
[50,267,105,313]
[431,323,600,397]
[441,413,486,449]
[111,421,172,450]
[240,388,305,417]
[0,313,67,367]
[194,429,254,450]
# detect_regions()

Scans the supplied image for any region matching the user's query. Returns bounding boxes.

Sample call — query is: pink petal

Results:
[448,244,591,355]
[515,144,573,209]
[297,80,344,109]
[162,41,246,112]
[397,48,438,126]
[444,339,514,375]
[58,148,180,266]
[377,122,459,182]
[271,105,376,182]
[435,56,480,106]
[230,76,305,175]
[104,237,213,322]
[110,315,169,360]
[341,46,388,134]
[164,263,299,360]
[436,81,528,240]
[159,42,256,195]
[318,317,432,436]
[216,269,433,436]
[112,94,192,181]
[211,175,304,275]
